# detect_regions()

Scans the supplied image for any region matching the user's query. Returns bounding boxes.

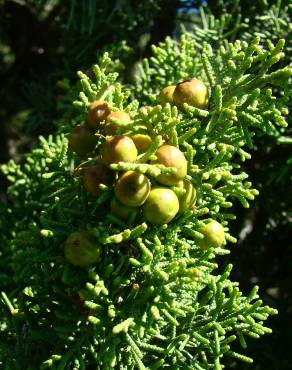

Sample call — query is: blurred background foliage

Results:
[0,0,178,162]
[0,0,291,369]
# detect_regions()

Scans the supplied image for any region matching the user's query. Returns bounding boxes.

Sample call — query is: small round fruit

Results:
[198,220,225,249]
[115,171,151,207]
[86,101,110,129]
[101,135,138,167]
[68,125,97,158]
[176,180,196,212]
[65,230,101,267]
[110,198,133,220]
[132,134,152,153]
[157,85,176,105]
[104,111,131,135]
[173,79,209,109]
[83,163,114,196]
[143,187,179,224]
[152,145,187,185]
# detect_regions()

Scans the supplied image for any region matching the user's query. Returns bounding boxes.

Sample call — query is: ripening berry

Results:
[101,135,138,167]
[65,230,101,267]
[110,198,133,220]
[115,171,151,207]
[152,145,187,185]
[143,187,179,224]
[83,163,114,196]
[198,220,225,249]
[104,111,131,135]
[173,79,209,109]
[86,101,110,129]
[68,125,97,158]
[176,180,196,212]
[131,134,152,153]
[157,85,176,105]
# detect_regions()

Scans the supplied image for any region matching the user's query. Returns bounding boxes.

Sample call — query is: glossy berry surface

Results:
[65,230,101,267]
[131,134,152,153]
[83,163,114,196]
[152,145,187,185]
[68,125,97,158]
[143,187,179,224]
[173,79,209,109]
[115,171,151,207]
[198,220,225,249]
[104,111,131,135]
[86,101,110,129]
[101,135,138,167]
[157,85,176,105]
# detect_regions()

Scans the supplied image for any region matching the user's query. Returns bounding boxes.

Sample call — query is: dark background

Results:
[0,1,291,369]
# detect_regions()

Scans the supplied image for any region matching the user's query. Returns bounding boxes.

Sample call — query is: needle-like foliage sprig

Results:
[1,36,290,369]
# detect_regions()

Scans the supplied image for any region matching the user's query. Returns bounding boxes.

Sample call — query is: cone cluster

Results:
[65,78,225,266]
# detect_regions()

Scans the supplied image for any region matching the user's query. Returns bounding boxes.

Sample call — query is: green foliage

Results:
[1,35,290,368]
[242,1,292,49]
[0,0,176,167]
[133,1,292,264]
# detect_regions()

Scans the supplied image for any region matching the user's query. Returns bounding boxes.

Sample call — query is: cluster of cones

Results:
[64,79,225,267]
